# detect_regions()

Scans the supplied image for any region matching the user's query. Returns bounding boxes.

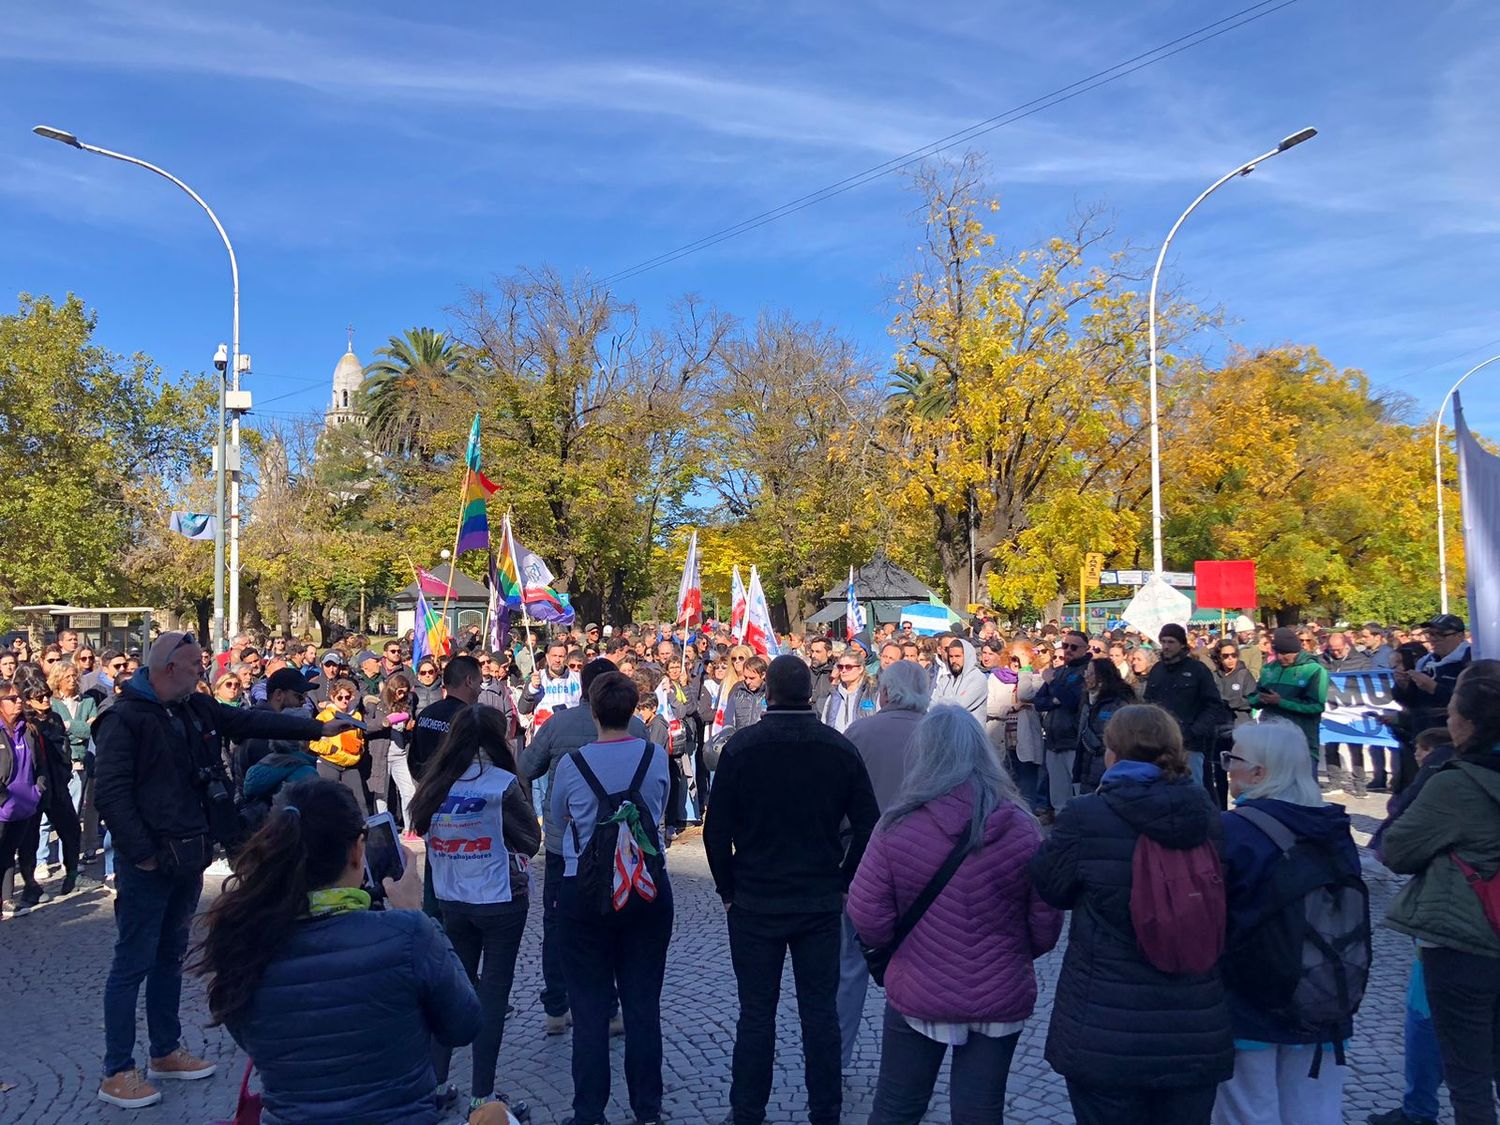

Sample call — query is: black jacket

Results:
[704,706,878,914]
[1144,655,1226,752]
[1032,655,1090,755]
[1393,643,1472,734]
[1028,769,1233,1088]
[94,672,325,867]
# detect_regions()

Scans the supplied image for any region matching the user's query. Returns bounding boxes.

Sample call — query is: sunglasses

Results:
[169,632,198,654]
[0,694,20,703]
[43,656,59,665]
[835,663,862,671]
[418,668,437,676]
[1061,642,1085,651]
[567,662,583,670]
[109,661,128,672]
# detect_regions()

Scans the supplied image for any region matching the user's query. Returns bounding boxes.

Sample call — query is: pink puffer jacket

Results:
[848,785,1062,1023]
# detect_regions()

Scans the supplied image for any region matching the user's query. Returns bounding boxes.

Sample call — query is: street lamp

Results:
[1146,127,1318,576]
[33,124,242,653]
[1435,353,1500,614]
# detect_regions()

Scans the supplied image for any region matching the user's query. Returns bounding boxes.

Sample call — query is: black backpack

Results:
[568,742,666,915]
[1223,805,1371,1075]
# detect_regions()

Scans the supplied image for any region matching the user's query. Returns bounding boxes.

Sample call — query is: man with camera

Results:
[92,631,357,1111]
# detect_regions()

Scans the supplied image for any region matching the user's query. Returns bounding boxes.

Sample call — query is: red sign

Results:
[1194,560,1257,609]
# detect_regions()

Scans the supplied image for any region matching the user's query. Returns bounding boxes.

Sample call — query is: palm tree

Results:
[359,328,469,457]
[886,365,955,422]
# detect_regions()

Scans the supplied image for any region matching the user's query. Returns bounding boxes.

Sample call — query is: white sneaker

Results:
[33,864,52,882]
[98,1069,163,1108]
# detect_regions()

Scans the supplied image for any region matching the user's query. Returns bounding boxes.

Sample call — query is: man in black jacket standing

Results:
[93,631,354,1111]
[1144,623,1225,792]
[705,655,879,1125]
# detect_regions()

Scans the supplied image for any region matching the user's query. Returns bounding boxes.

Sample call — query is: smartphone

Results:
[362,812,406,892]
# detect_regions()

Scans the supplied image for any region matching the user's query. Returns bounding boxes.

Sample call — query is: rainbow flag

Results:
[456,414,499,555]
[494,513,524,609]
[411,589,450,663]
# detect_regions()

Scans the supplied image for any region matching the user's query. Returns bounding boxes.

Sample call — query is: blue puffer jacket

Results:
[1219,798,1361,1044]
[228,908,481,1123]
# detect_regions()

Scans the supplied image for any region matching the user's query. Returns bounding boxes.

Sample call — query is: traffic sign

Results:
[1100,569,1195,588]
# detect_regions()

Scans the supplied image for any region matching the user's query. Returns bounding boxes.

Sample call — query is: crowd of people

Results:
[0,605,1494,1125]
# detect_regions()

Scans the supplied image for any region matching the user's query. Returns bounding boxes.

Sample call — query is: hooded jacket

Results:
[1144,653,1225,753]
[1220,797,1362,1043]
[1383,752,1500,958]
[930,640,989,720]
[229,908,481,1124]
[93,669,326,867]
[1028,763,1233,1088]
[848,786,1061,1022]
[1031,653,1090,756]
[1249,653,1329,757]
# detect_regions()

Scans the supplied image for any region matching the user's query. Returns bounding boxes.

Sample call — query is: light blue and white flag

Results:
[169,511,216,541]
[1456,393,1500,659]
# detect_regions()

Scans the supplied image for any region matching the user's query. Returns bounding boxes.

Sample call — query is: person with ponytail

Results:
[1028,703,1232,1125]
[192,778,480,1123]
[408,706,541,1119]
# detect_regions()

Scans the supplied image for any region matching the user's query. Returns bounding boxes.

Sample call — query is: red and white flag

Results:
[675,530,702,628]
[730,565,748,644]
[744,566,782,656]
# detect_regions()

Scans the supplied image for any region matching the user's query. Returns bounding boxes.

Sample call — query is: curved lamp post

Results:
[33,125,240,653]
[1147,127,1318,576]
[1435,353,1500,614]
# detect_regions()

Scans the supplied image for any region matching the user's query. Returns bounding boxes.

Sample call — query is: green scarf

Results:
[306,886,370,918]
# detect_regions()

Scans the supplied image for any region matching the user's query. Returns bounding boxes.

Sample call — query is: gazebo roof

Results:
[395,563,488,604]
[820,550,936,603]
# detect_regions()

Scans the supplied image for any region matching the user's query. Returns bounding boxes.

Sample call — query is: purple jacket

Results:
[849,785,1062,1023]
[0,720,42,822]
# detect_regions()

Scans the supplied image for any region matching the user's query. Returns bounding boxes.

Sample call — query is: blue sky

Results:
[3,0,1499,434]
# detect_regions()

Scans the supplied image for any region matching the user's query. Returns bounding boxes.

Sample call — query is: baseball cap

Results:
[266,668,310,695]
[353,649,379,667]
[1425,613,1466,635]
[320,651,345,667]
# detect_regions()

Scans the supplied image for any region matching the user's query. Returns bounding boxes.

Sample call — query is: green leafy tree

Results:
[0,293,214,621]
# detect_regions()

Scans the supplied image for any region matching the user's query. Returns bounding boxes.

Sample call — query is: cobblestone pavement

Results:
[0,791,1450,1123]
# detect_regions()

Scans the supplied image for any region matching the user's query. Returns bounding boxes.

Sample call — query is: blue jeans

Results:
[1187,749,1205,786]
[36,769,83,868]
[102,862,204,1075]
[1405,960,1444,1121]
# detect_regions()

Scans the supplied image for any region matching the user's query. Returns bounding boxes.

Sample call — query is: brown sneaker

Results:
[98,1069,163,1108]
[147,1047,216,1081]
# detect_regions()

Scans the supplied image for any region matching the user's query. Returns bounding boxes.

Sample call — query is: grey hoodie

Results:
[931,639,989,719]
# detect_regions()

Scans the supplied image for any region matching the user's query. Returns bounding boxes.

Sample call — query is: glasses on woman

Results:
[731,655,745,664]
[43,655,59,665]
[418,667,437,677]
[567,661,583,670]
[1219,751,1248,769]
[835,662,861,671]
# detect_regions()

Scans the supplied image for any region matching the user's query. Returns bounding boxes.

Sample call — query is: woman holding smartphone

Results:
[409,706,541,1120]
[190,778,480,1123]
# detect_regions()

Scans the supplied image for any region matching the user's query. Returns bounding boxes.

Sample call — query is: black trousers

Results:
[1423,944,1500,1125]
[315,758,371,812]
[867,1003,1019,1124]
[727,908,842,1125]
[559,876,672,1125]
[0,814,41,892]
[1065,1079,1217,1125]
[432,897,528,1100]
[540,851,617,1020]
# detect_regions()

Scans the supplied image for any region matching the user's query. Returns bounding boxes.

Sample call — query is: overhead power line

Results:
[601,0,1302,287]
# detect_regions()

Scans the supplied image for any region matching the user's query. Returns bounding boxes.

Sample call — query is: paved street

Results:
[0,791,1448,1123]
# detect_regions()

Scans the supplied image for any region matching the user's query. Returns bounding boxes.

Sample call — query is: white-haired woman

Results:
[1214,720,1367,1125]
[848,705,1062,1124]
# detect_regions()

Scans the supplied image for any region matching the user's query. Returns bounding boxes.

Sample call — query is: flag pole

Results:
[440,470,467,648]
[508,508,535,658]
